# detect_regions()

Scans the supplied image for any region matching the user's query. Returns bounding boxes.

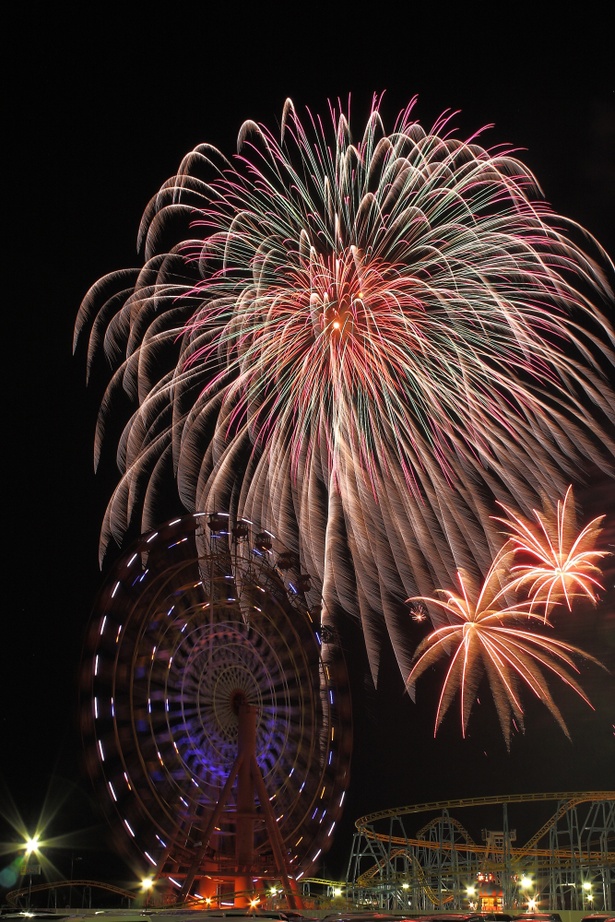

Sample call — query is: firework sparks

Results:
[494,485,609,617]
[406,544,604,746]
[75,95,615,684]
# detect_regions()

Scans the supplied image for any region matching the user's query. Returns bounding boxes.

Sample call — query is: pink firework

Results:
[76,95,615,688]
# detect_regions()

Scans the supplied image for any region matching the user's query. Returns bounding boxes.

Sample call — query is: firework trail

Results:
[75,94,615,685]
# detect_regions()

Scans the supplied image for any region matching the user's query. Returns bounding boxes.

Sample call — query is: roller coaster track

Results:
[355,791,615,832]
[304,878,347,887]
[356,849,454,905]
[305,871,454,909]
[355,791,615,857]
[352,837,614,864]
[351,792,615,896]
[416,815,476,844]
[6,879,136,908]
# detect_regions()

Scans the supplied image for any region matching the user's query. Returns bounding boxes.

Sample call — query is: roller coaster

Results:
[342,792,614,912]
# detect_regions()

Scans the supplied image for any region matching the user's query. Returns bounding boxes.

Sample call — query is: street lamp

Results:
[518,875,535,911]
[23,835,43,909]
[140,876,155,907]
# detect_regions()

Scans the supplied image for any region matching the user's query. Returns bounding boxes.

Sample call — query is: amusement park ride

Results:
[78,512,352,909]
[6,513,614,913]
[344,792,615,912]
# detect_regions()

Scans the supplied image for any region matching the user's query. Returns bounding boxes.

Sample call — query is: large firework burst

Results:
[75,94,615,684]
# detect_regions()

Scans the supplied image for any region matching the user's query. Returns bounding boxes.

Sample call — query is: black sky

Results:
[3,2,614,888]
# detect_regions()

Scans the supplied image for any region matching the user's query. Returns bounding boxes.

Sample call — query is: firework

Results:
[494,485,609,617]
[405,544,604,745]
[75,95,615,683]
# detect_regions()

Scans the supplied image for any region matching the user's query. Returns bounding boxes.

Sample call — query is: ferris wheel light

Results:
[582,881,592,891]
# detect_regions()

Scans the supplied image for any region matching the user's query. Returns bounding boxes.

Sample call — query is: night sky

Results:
[3,3,614,891]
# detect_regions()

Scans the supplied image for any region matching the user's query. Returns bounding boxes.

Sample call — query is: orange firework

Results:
[494,486,609,619]
[406,543,604,746]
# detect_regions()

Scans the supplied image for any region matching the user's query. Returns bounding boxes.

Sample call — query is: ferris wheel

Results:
[80,512,352,905]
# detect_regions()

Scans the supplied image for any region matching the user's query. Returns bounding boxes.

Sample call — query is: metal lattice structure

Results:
[344,793,615,912]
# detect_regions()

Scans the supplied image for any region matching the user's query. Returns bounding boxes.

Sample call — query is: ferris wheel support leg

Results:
[250,754,304,910]
[178,757,243,902]
[236,702,257,871]
[179,700,303,909]
[234,702,258,907]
